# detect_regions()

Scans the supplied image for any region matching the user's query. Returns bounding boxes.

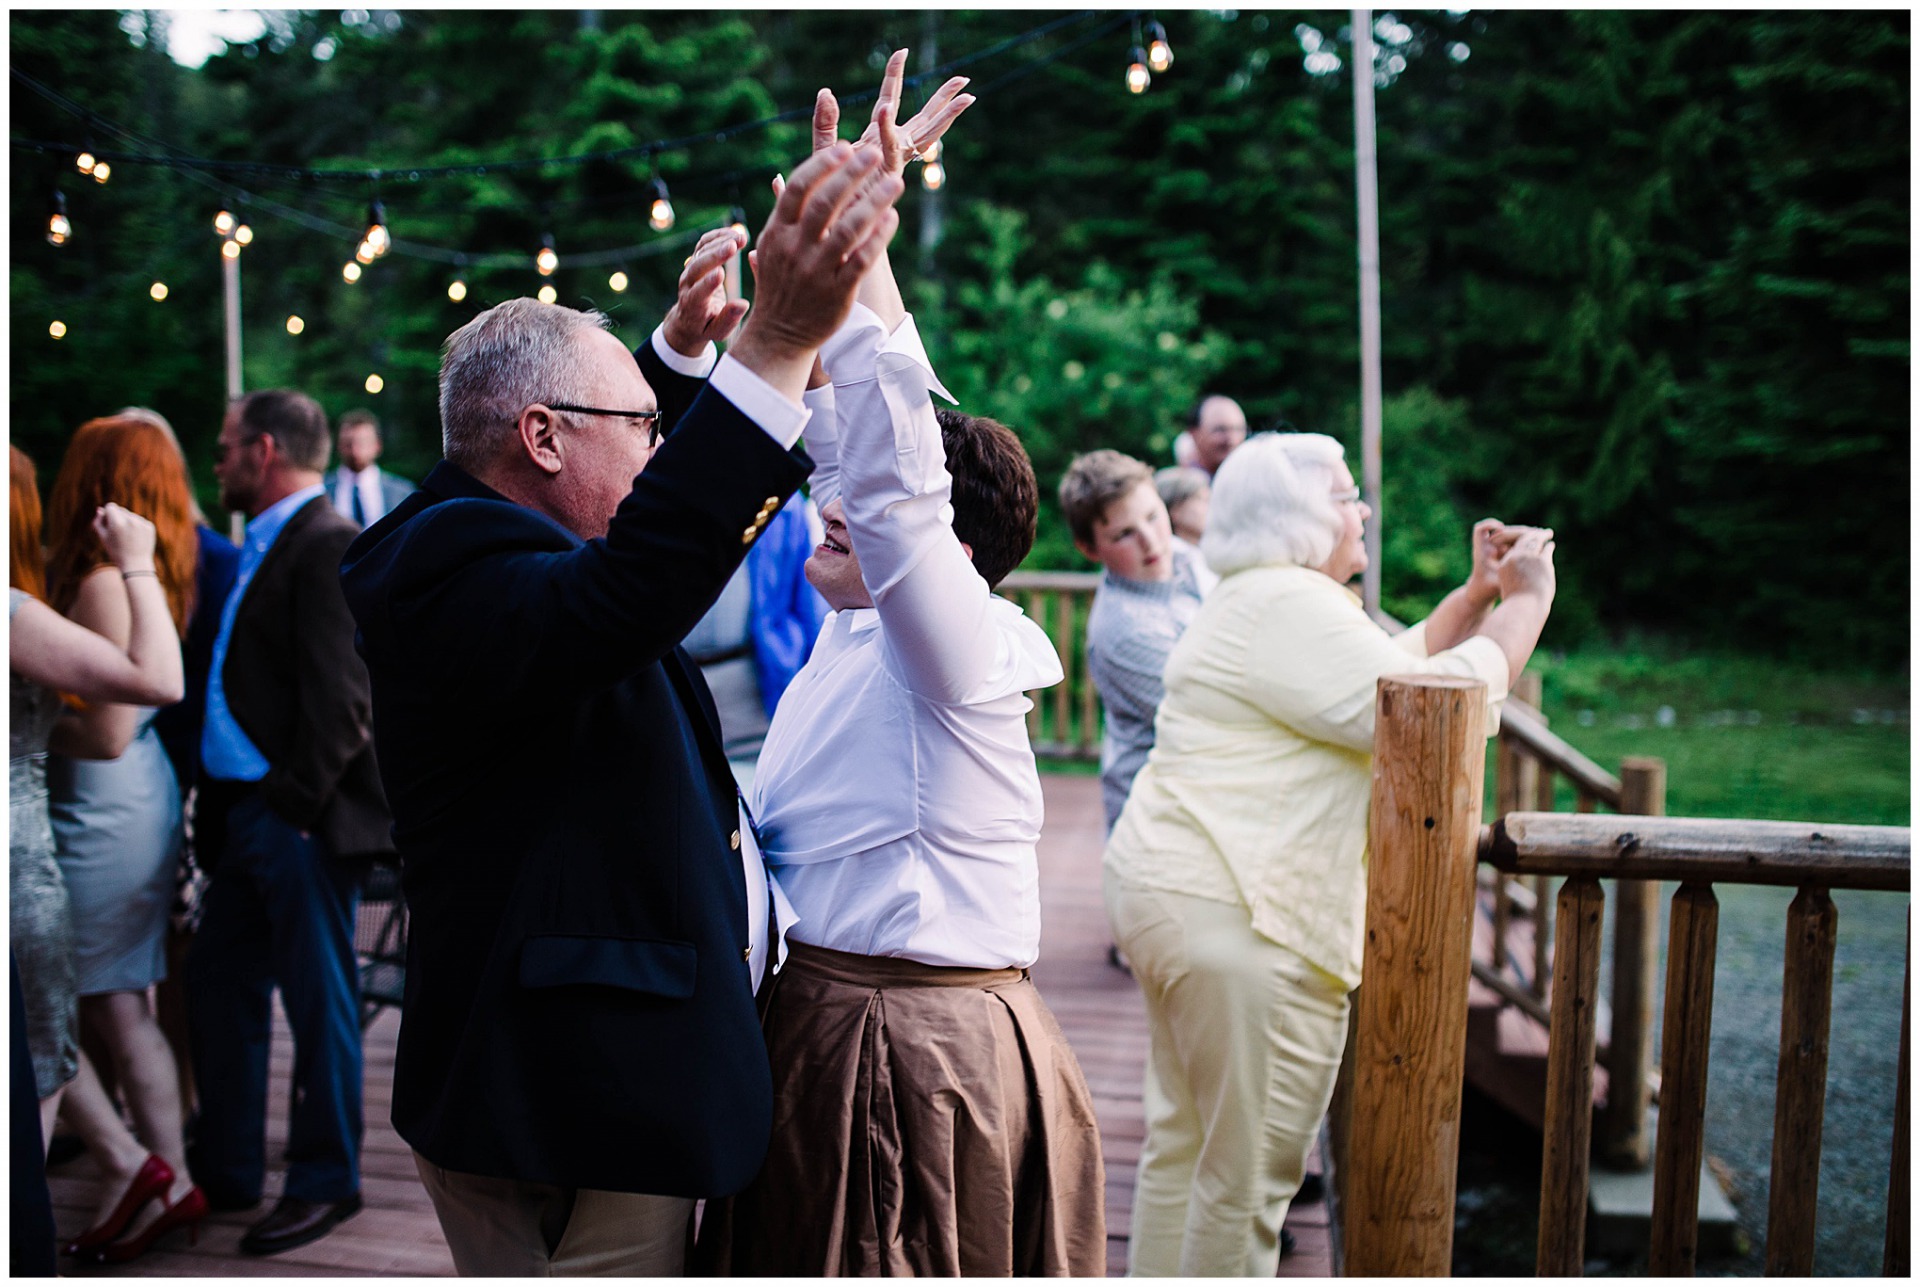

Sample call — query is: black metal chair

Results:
[354,856,408,1029]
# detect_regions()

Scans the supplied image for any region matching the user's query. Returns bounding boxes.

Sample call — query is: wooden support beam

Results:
[1604,757,1665,1168]
[1650,882,1719,1276]
[1345,674,1487,1277]
[1488,813,1911,893]
[1764,885,1837,1275]
[1536,875,1605,1276]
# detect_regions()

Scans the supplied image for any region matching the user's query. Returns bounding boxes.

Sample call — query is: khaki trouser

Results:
[414,1152,694,1277]
[1105,874,1351,1277]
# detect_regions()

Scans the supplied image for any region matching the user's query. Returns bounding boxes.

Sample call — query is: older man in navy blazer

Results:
[340,143,903,1275]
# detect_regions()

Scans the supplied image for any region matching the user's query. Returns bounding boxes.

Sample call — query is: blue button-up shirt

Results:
[201,485,327,782]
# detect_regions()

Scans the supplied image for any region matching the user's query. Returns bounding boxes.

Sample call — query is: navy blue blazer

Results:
[339,352,810,1196]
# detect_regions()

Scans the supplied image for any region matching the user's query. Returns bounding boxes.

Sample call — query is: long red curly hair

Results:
[10,444,46,600]
[45,415,197,636]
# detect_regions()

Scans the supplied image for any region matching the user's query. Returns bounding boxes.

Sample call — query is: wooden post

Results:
[1650,882,1719,1275]
[1024,592,1044,744]
[1491,672,1542,982]
[1352,7,1383,615]
[1764,885,1837,1275]
[1530,734,1558,1000]
[1604,756,1665,1167]
[1344,674,1487,1276]
[1886,919,1909,1277]
[1536,875,1605,1276]
[1078,593,1099,758]
[1052,590,1073,750]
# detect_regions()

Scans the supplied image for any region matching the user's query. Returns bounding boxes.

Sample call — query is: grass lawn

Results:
[1525,642,1909,825]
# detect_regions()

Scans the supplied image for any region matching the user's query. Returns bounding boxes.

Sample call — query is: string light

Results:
[149,281,168,301]
[1146,20,1173,72]
[1126,46,1152,94]
[922,159,946,191]
[447,277,468,302]
[342,261,362,282]
[214,208,236,236]
[537,284,558,304]
[536,233,558,276]
[233,224,253,245]
[76,150,96,175]
[649,178,676,232]
[364,199,390,257]
[46,190,71,246]
[49,320,67,339]
[364,373,384,394]
[91,160,110,184]
[355,240,377,265]
[608,270,628,292]
[286,314,305,334]
[221,239,242,260]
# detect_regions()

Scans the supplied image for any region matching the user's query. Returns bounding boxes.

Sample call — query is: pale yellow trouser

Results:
[414,1152,694,1276]
[1104,873,1350,1277]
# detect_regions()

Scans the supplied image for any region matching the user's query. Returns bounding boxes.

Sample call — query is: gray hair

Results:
[1154,465,1211,514]
[439,298,611,467]
[1200,431,1348,576]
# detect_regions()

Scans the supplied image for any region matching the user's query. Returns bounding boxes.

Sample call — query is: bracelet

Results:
[120,569,158,580]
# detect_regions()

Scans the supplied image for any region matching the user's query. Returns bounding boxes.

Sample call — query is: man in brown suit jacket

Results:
[187,389,391,1257]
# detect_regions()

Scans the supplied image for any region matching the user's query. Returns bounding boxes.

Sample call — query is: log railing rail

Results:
[1000,570,1102,761]
[1480,811,1911,1276]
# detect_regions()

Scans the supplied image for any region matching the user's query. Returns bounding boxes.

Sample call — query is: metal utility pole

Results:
[1352,9,1384,615]
[916,10,944,277]
[223,243,244,543]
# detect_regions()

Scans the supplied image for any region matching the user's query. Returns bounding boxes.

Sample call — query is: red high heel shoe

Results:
[60,1153,174,1256]
[93,1185,209,1263]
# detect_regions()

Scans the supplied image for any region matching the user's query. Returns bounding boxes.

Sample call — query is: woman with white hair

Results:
[1103,431,1556,1276]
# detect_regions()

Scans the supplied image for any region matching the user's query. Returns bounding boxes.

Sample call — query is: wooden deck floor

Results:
[46,773,1330,1277]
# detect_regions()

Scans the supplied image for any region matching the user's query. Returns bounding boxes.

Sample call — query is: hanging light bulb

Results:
[922,139,942,164]
[355,241,377,265]
[537,284,558,305]
[1127,47,1152,94]
[365,373,385,394]
[649,178,676,232]
[214,209,236,236]
[1146,20,1174,72]
[233,224,253,246]
[221,240,242,260]
[608,270,629,292]
[922,160,946,191]
[364,200,390,257]
[286,314,305,334]
[536,233,558,277]
[91,161,111,185]
[342,261,363,283]
[76,151,97,176]
[46,190,71,246]
[447,277,468,302]
[49,320,67,339]
[149,282,169,301]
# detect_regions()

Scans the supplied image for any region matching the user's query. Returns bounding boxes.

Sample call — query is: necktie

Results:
[351,484,367,526]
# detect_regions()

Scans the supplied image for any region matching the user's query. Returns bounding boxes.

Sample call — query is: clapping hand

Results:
[1495,526,1557,604]
[813,49,976,177]
[661,227,753,357]
[93,503,157,573]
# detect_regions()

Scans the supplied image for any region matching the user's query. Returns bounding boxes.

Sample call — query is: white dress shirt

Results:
[750,306,1063,970]
[332,465,389,526]
[649,325,808,987]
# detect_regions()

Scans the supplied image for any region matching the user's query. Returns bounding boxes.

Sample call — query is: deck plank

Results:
[44,774,1330,1277]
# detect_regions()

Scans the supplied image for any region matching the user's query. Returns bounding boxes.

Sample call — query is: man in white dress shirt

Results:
[694,54,1104,1277]
[326,410,413,527]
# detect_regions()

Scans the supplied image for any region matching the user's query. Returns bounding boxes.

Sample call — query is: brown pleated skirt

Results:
[695,941,1106,1277]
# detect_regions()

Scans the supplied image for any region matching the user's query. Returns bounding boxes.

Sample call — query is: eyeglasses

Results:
[211,434,263,464]
[544,403,664,448]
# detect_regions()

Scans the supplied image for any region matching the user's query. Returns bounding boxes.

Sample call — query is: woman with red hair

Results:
[9,445,187,1264]
[41,416,208,1261]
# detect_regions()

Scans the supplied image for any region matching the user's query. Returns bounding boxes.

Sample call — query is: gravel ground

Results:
[1452,881,1907,1276]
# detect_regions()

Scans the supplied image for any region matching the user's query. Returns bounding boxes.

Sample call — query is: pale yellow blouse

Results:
[1103,563,1508,990]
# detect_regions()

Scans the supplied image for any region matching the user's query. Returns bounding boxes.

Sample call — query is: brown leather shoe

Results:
[238,1193,362,1256]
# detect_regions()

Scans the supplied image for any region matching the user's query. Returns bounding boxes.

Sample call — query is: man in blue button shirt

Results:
[189,389,392,1257]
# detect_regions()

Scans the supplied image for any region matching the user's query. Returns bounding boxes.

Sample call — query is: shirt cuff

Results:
[821,304,956,404]
[875,313,956,404]
[709,355,810,450]
[649,326,719,378]
[802,383,838,445]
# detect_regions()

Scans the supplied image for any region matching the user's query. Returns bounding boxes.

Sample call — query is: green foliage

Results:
[911,202,1227,571]
[6,10,1908,663]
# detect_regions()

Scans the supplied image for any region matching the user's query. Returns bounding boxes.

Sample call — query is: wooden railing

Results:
[1340,674,1912,1277]
[1001,570,1102,760]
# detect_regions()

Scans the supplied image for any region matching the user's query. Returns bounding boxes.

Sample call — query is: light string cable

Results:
[9,11,1113,185]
